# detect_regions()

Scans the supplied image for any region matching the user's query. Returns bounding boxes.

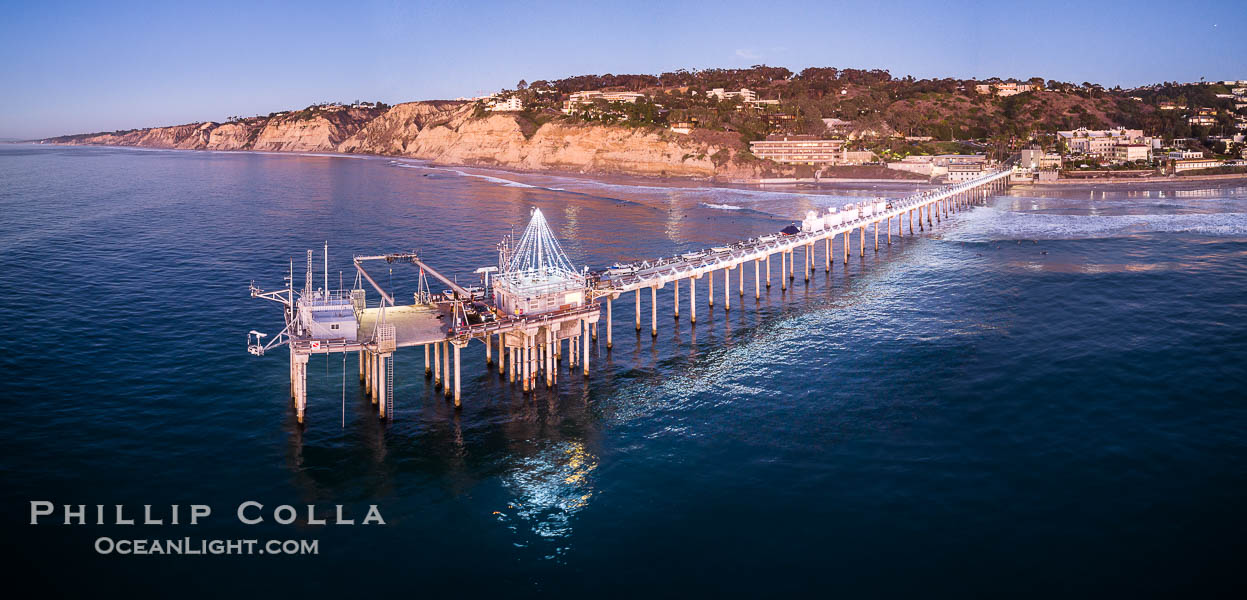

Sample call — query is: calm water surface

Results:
[2,145,1245,597]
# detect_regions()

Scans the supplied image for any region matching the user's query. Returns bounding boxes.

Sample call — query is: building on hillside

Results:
[708,88,757,102]
[1173,158,1224,172]
[1057,127,1151,156]
[1112,144,1151,163]
[669,121,695,135]
[822,118,854,135]
[749,135,845,164]
[840,150,876,165]
[1158,101,1186,110]
[887,157,934,176]
[975,82,1034,96]
[1019,148,1063,170]
[761,113,796,128]
[487,97,524,112]
[562,91,646,113]
[1189,114,1217,127]
[930,154,987,166]
[947,162,986,182]
[1169,150,1204,159]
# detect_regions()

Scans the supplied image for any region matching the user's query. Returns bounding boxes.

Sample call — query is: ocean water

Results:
[2,144,1245,597]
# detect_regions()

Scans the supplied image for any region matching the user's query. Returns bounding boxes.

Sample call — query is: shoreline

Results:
[1020,172,1247,186]
[21,141,1247,188]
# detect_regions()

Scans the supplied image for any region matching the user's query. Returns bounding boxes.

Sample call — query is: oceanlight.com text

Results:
[94,537,319,556]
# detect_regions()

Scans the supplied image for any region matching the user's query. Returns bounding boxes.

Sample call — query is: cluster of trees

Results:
[486,66,1245,155]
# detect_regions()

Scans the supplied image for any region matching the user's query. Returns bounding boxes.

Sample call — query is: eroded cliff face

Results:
[48,102,770,179]
[336,101,467,155]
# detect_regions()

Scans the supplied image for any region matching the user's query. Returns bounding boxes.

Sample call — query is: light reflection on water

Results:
[500,440,598,554]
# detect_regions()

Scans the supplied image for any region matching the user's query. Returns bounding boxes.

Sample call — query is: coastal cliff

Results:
[45,102,774,180]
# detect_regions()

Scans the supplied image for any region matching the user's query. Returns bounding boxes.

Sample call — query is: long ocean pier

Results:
[248,167,1015,423]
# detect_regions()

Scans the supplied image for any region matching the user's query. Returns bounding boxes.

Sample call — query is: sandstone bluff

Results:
[44,102,769,179]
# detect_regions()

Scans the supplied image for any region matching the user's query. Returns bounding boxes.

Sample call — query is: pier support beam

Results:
[673,279,680,320]
[739,262,745,297]
[780,252,787,291]
[582,319,590,376]
[651,285,658,336]
[521,336,530,392]
[825,237,831,272]
[788,249,795,280]
[377,353,388,419]
[754,259,760,300]
[859,227,865,257]
[545,329,554,389]
[690,276,698,324]
[804,244,811,283]
[766,254,772,288]
[498,334,505,375]
[606,297,613,349]
[444,341,451,399]
[874,221,879,252]
[433,342,441,389]
[373,350,381,404]
[843,231,849,264]
[888,217,893,245]
[453,344,461,407]
[709,269,715,307]
[724,268,730,311]
[424,346,431,378]
[485,333,492,365]
[293,353,308,424]
[635,289,641,332]
[360,350,367,383]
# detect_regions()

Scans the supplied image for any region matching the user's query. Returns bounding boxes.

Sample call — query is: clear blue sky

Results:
[2,0,1244,139]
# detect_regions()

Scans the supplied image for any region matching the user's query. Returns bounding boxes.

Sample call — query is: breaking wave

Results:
[947,207,1247,241]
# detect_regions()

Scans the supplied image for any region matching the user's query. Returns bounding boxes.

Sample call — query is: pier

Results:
[248,167,1015,423]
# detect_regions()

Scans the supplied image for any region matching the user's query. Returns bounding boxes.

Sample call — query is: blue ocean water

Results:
[2,144,1245,597]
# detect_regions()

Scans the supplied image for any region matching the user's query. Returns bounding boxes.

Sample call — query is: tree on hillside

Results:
[517,80,528,90]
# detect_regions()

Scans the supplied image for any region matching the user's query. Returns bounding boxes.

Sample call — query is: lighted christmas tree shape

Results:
[493,207,587,317]
[505,208,577,276]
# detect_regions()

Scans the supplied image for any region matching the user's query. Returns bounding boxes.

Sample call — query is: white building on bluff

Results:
[707,88,757,102]
[487,97,524,112]
[562,91,646,113]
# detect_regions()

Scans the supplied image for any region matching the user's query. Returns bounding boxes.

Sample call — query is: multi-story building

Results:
[1019,148,1063,170]
[947,162,986,181]
[1112,144,1151,163]
[562,91,646,113]
[975,82,1034,97]
[486,96,524,112]
[707,88,757,102]
[1057,127,1151,156]
[1169,150,1204,159]
[1173,157,1224,172]
[749,135,845,164]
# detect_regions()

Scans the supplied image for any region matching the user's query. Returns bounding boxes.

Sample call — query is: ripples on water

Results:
[1,145,1245,596]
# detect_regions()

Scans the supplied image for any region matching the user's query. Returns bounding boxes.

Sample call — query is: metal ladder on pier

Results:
[385,356,394,420]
